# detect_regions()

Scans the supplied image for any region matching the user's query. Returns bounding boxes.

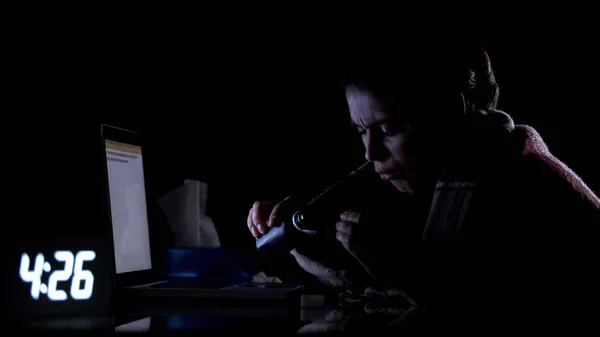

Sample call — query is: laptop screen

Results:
[105,138,152,274]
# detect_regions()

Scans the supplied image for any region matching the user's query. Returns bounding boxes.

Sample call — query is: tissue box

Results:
[164,248,260,284]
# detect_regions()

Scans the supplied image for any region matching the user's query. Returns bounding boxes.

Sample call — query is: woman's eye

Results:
[381,122,409,136]
[381,126,396,136]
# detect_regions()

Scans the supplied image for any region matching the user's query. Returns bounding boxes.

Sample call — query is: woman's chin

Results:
[390,179,414,195]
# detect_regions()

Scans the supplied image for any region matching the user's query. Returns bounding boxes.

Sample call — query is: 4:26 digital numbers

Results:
[19,250,96,301]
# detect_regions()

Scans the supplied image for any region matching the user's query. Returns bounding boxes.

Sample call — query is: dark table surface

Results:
[15,294,417,334]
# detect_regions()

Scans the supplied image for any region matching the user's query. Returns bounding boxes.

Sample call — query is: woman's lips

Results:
[378,172,402,180]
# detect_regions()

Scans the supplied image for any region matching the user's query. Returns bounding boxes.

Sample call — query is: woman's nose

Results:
[364,132,387,162]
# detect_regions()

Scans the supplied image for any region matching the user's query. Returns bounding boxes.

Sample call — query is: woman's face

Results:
[346,86,442,194]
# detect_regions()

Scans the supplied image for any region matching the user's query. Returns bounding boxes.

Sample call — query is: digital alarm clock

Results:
[20,250,97,301]
[5,235,114,326]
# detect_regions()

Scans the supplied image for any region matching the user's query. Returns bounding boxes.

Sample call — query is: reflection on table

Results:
[115,316,152,333]
[113,295,416,333]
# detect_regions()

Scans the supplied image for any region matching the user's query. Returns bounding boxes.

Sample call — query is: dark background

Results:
[6,36,599,253]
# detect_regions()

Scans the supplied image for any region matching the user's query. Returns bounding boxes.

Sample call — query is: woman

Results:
[247,45,600,327]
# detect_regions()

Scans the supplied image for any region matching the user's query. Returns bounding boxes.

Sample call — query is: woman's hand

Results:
[335,210,381,276]
[335,211,368,254]
[246,196,301,238]
[336,210,418,306]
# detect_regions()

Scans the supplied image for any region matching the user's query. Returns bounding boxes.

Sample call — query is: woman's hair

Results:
[461,46,500,111]
[342,44,500,114]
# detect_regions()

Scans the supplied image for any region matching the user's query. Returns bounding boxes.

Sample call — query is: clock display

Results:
[20,251,96,301]
[6,236,114,325]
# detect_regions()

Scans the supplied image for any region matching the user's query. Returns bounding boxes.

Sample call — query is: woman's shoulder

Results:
[507,124,600,213]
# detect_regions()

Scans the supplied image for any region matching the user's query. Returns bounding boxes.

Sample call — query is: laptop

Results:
[100,124,302,304]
